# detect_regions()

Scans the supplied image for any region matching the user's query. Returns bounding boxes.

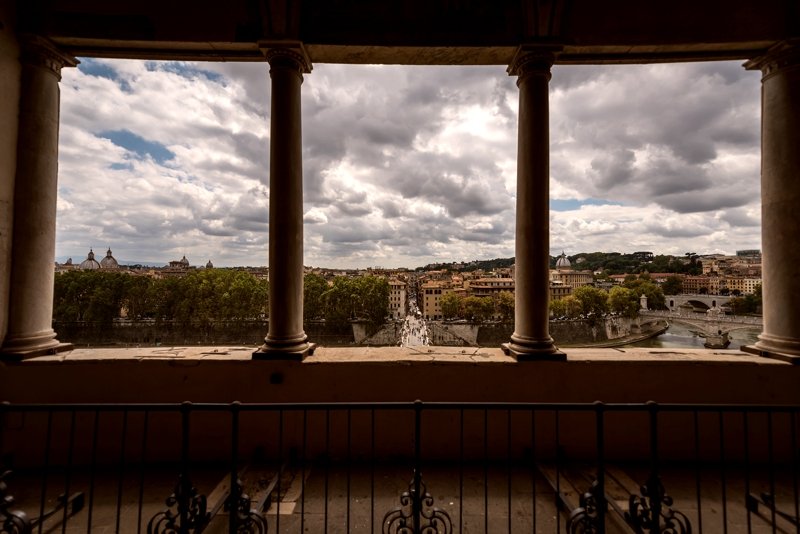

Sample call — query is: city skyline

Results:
[56,247,757,271]
[56,59,762,268]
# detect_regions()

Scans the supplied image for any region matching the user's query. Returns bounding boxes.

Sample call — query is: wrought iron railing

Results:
[1,401,798,533]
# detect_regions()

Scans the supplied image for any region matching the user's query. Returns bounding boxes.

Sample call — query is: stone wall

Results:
[478,317,665,346]
[55,316,663,348]
[54,320,355,347]
[433,323,480,345]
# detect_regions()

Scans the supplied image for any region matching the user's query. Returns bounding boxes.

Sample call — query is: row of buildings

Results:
[415,252,594,320]
[408,251,763,321]
[56,248,762,322]
[607,250,762,296]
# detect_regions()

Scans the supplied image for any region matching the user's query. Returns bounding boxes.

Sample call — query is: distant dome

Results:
[79,249,101,270]
[555,251,571,269]
[100,247,119,269]
[206,260,213,269]
[180,255,189,267]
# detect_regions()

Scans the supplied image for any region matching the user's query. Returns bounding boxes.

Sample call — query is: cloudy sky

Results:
[56,58,762,268]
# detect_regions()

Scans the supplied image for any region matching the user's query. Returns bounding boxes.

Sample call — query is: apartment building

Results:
[388,279,407,319]
[421,281,452,320]
[469,277,515,298]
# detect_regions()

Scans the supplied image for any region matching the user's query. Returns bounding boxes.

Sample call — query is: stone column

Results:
[743,41,800,363]
[0,7,22,349]
[1,36,76,360]
[254,44,315,359]
[503,46,565,361]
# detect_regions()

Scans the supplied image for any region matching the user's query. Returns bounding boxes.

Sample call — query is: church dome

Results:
[555,251,571,269]
[180,255,189,267]
[100,247,119,269]
[206,260,213,269]
[79,249,101,270]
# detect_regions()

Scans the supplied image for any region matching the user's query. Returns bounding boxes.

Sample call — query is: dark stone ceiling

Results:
[12,0,799,64]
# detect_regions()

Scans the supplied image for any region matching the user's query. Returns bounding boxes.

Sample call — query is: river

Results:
[625,321,761,350]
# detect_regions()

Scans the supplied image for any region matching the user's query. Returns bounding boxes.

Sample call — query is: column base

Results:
[0,336,73,361]
[253,334,316,361]
[502,334,566,361]
[741,333,800,364]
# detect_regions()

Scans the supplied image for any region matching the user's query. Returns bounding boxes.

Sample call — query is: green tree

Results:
[54,271,93,321]
[684,252,702,275]
[152,276,184,323]
[572,286,609,316]
[729,285,762,315]
[550,296,582,319]
[304,274,328,321]
[223,271,267,320]
[749,283,762,313]
[463,296,494,322]
[550,298,566,318]
[623,277,666,310]
[607,286,639,318]
[353,276,390,326]
[122,275,156,320]
[53,271,129,324]
[649,255,673,272]
[322,277,356,326]
[322,275,389,330]
[494,291,515,321]
[728,296,747,315]
[661,275,684,296]
[440,292,463,320]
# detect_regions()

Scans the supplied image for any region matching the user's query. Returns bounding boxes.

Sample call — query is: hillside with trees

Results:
[553,252,702,275]
[418,252,702,276]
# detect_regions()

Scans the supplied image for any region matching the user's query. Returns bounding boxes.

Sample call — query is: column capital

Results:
[19,34,78,81]
[744,39,800,81]
[259,41,312,75]
[507,44,562,79]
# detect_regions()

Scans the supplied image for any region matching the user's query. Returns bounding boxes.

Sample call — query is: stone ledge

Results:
[8,345,785,366]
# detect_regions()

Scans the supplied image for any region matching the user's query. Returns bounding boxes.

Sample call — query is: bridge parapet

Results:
[665,294,734,312]
[642,309,763,326]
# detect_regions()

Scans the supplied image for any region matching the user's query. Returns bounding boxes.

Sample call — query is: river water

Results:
[624,321,761,350]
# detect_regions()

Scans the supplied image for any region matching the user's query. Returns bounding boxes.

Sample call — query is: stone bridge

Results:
[643,310,762,328]
[643,309,762,348]
[665,294,733,312]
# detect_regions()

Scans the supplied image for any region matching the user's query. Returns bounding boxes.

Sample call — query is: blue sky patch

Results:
[550,198,616,211]
[145,61,225,84]
[77,58,132,91]
[110,162,134,171]
[99,130,175,164]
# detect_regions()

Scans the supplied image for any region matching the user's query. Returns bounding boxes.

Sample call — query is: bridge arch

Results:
[666,294,732,313]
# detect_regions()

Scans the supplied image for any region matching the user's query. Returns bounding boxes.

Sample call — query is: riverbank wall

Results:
[54,316,666,348]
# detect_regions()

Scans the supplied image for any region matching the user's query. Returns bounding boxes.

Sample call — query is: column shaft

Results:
[0,8,22,347]
[503,47,564,361]
[744,41,800,362]
[1,36,75,359]
[255,47,315,359]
